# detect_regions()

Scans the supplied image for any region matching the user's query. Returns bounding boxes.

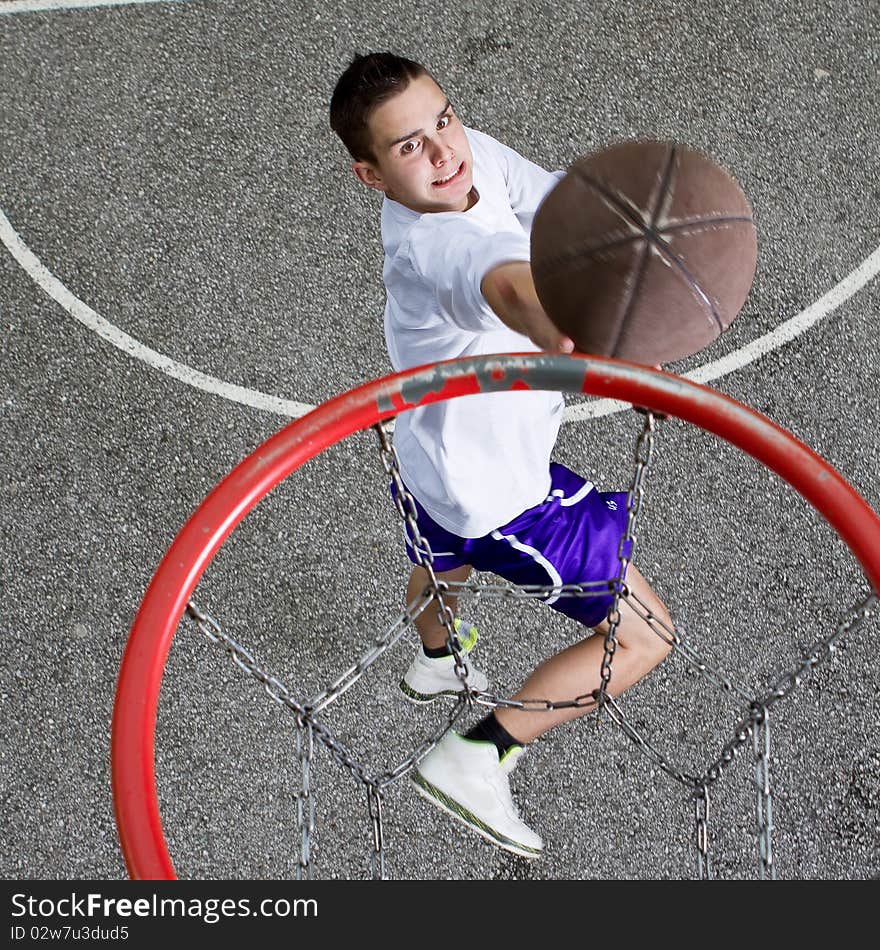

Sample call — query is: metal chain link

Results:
[367,785,385,881]
[443,577,623,603]
[186,599,472,878]
[686,595,876,875]
[296,720,315,881]
[375,422,474,699]
[186,603,372,787]
[186,602,309,717]
[445,578,754,703]
[188,573,877,881]
[623,589,754,702]
[376,698,467,787]
[759,594,877,714]
[182,413,879,882]
[753,706,774,880]
[694,782,711,880]
[305,589,435,715]
[601,694,696,785]
[698,594,877,789]
[597,411,658,709]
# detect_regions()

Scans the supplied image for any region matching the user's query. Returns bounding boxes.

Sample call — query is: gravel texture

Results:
[1,0,878,882]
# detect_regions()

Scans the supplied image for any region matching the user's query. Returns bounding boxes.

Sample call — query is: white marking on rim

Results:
[0,0,181,14]
[1,206,878,421]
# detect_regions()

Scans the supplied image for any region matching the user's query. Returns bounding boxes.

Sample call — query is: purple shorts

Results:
[394,463,631,628]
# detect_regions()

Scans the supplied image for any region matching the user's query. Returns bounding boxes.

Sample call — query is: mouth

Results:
[432,161,465,188]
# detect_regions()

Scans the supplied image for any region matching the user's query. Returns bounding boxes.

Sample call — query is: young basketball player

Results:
[330,52,673,858]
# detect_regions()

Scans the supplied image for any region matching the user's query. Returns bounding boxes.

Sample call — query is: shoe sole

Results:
[399,679,473,705]
[399,679,454,704]
[410,772,542,860]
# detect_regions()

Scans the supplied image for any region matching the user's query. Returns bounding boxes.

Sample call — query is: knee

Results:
[646,598,675,662]
[622,594,674,664]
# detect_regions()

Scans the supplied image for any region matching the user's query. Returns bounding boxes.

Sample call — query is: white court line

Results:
[0,207,313,417]
[1,205,878,421]
[0,0,180,14]
[569,244,880,420]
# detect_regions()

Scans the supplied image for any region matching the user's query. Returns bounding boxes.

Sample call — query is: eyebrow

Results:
[387,100,452,149]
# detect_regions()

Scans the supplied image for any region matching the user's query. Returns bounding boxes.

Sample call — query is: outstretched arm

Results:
[481,261,574,354]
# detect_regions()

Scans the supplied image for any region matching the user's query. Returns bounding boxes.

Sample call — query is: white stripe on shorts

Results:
[402,524,456,559]
[545,481,595,507]
[490,529,564,605]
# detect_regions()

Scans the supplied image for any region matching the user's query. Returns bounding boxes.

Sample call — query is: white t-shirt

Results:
[381,126,565,538]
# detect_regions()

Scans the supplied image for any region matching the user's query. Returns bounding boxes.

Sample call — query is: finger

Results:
[531,313,573,353]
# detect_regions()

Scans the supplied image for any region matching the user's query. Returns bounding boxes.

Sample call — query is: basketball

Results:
[530,140,758,364]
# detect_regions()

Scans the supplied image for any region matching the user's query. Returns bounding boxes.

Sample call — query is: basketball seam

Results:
[611,239,652,356]
[564,169,647,355]
[651,234,727,332]
[570,167,657,235]
[573,163,729,335]
[617,144,677,355]
[530,229,654,278]
[531,217,754,279]
[660,215,754,235]
[651,145,679,229]
[569,146,677,356]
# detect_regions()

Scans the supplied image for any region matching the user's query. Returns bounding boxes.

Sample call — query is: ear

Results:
[352,160,387,193]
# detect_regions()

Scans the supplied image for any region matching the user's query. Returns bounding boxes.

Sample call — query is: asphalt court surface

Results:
[1,0,878,880]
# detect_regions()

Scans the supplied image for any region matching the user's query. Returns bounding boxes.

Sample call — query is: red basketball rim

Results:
[111,353,880,879]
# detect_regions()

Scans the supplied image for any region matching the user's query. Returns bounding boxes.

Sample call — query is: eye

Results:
[438,115,451,130]
[400,140,418,155]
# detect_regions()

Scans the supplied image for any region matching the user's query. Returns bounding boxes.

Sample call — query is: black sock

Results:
[465,712,524,758]
[422,642,453,658]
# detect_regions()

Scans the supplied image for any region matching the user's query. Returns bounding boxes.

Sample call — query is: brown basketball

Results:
[530,140,757,364]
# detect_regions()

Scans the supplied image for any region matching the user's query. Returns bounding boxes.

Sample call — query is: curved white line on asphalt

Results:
[0,0,180,14]
[0,208,313,417]
[1,205,878,421]
[566,244,880,421]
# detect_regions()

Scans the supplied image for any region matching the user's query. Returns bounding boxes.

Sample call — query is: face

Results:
[353,74,475,214]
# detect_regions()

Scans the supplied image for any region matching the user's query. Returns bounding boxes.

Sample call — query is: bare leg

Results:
[495,564,672,743]
[406,563,473,651]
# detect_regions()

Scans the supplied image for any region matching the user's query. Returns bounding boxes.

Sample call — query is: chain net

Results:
[181,410,877,881]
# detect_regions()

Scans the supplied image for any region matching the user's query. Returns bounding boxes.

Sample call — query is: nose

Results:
[427,137,454,165]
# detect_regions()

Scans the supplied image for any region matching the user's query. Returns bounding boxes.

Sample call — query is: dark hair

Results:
[330,52,432,162]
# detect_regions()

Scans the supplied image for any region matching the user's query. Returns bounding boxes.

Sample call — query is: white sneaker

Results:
[411,731,543,859]
[400,619,489,704]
